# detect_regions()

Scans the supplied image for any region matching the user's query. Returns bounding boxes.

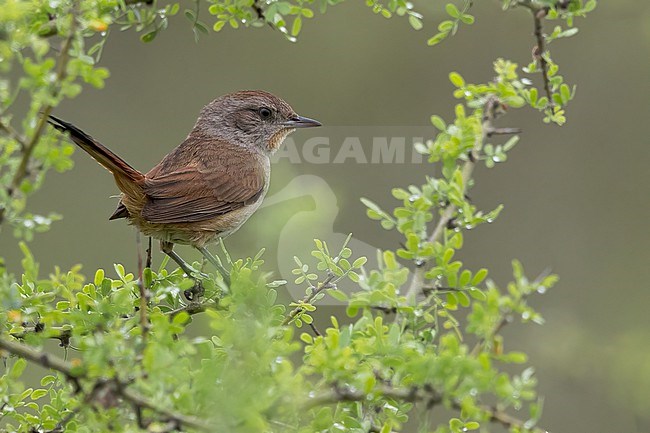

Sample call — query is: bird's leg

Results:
[197,246,231,286]
[160,240,204,300]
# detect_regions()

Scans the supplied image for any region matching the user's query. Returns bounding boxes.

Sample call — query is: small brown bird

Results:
[48,90,321,285]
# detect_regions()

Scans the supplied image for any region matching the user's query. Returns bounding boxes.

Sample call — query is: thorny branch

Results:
[0,337,211,431]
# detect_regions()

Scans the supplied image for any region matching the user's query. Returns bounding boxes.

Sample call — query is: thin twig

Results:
[146,236,152,269]
[518,0,553,106]
[136,232,149,342]
[308,322,321,336]
[282,272,336,326]
[164,300,223,319]
[487,127,522,136]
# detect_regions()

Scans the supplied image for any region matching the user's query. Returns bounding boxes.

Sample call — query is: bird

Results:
[47,90,321,289]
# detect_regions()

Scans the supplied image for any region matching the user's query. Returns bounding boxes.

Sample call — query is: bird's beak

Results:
[284,115,322,128]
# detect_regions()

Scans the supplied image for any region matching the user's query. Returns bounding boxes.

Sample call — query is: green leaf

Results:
[449,418,463,432]
[427,32,448,46]
[445,3,460,18]
[327,288,348,301]
[460,14,475,25]
[94,268,105,286]
[140,31,157,43]
[408,15,423,30]
[471,268,488,285]
[430,115,446,130]
[352,257,367,268]
[31,389,48,400]
[449,71,465,87]
[560,83,571,104]
[459,269,471,286]
[291,16,302,36]
[41,375,56,386]
[10,358,27,378]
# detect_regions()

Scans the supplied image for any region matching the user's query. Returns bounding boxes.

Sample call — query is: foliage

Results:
[0,1,595,432]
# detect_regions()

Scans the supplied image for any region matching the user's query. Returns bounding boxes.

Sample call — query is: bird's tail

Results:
[47,115,145,183]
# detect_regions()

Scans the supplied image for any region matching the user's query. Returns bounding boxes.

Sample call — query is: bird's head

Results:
[193,90,321,154]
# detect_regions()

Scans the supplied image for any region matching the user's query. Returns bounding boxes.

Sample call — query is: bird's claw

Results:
[184,278,205,301]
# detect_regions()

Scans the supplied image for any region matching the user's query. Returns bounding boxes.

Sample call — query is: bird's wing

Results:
[141,153,266,224]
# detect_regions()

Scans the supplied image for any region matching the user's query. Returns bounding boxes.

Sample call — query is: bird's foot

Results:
[184,277,205,301]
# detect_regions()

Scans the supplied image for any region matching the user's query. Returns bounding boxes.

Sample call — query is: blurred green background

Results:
[3,1,650,431]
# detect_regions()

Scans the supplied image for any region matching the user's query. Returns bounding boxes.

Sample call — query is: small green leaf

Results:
[430,115,446,130]
[327,289,348,301]
[471,268,488,285]
[31,389,48,400]
[460,14,475,24]
[449,71,465,87]
[428,33,446,46]
[10,358,27,378]
[291,16,302,36]
[408,15,423,30]
[445,3,460,18]
[140,31,157,43]
[352,257,367,268]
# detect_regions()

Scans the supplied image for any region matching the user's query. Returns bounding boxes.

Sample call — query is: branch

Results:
[10,29,74,193]
[307,383,547,433]
[0,337,211,431]
[9,296,219,352]
[0,11,76,227]
[304,384,433,409]
[405,97,500,304]
[136,233,150,342]
[9,325,71,346]
[518,0,553,106]
[164,299,222,318]
[0,336,79,378]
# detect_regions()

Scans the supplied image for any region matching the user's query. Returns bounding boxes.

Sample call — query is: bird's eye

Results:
[258,107,272,119]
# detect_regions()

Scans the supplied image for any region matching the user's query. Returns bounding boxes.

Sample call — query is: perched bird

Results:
[48,90,321,287]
